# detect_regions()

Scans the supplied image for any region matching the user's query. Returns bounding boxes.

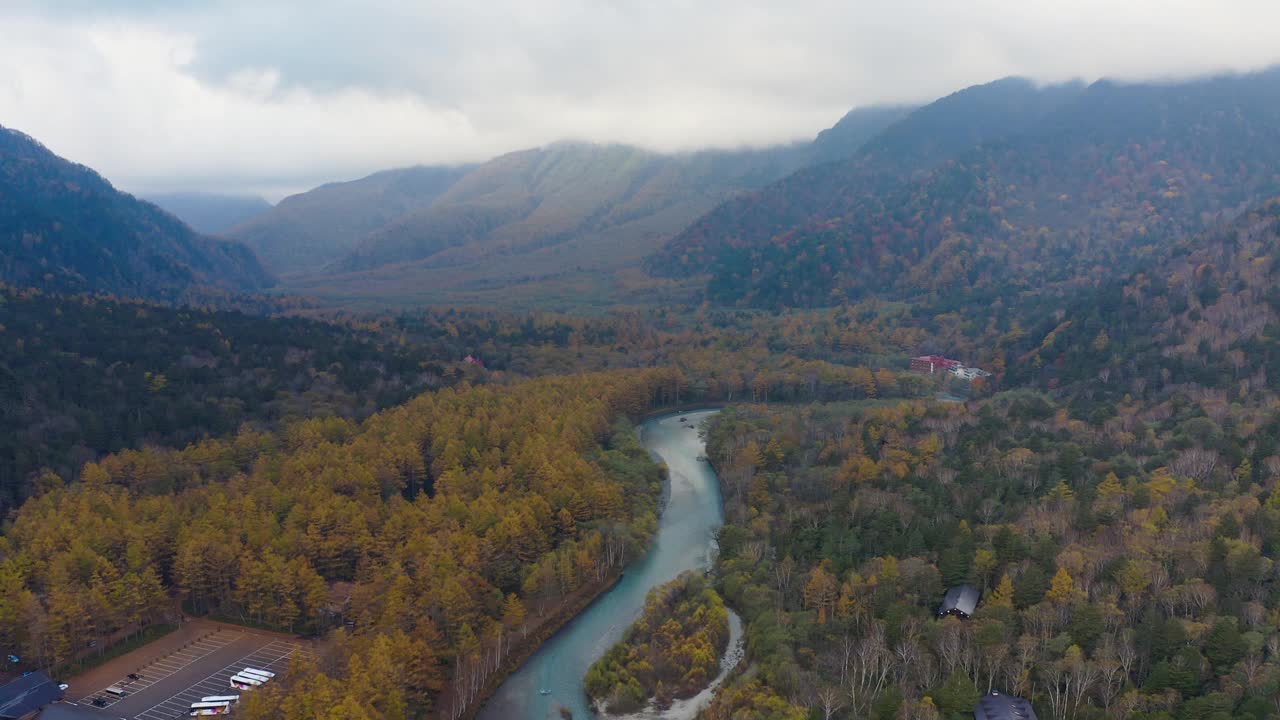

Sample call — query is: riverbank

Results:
[458,572,623,720]
[593,609,744,720]
[639,402,728,422]
[478,410,726,720]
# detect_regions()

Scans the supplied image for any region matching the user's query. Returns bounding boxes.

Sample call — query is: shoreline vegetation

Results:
[458,572,623,720]
[584,571,730,715]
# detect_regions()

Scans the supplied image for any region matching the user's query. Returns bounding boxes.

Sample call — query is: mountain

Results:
[237,105,901,309]
[143,192,272,235]
[805,104,917,165]
[1002,197,1280,401]
[227,165,472,274]
[852,76,1084,172]
[330,142,806,275]
[645,77,1088,283]
[648,68,1280,308]
[0,125,273,299]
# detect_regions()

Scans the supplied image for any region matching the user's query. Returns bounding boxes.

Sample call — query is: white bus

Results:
[200,695,240,704]
[188,700,231,715]
[229,673,265,690]
[241,667,276,680]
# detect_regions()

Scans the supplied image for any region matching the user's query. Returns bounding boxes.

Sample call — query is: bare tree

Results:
[816,686,846,720]
[848,623,894,716]
[1172,448,1219,481]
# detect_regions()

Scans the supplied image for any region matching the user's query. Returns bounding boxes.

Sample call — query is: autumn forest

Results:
[5,58,1280,720]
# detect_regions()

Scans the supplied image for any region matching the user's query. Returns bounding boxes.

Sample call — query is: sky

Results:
[2,1,1278,201]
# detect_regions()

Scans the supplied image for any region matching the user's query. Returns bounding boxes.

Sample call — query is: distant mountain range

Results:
[648,67,1280,308]
[0,125,273,300]
[226,104,912,307]
[230,142,814,282]
[331,142,808,272]
[9,66,1280,312]
[229,165,472,274]
[143,192,272,235]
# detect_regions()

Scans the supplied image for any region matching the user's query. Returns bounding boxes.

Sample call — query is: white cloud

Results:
[1,0,1277,199]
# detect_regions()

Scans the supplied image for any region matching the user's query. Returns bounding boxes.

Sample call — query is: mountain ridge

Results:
[0,124,274,300]
[329,141,808,274]
[228,164,473,274]
[229,103,911,301]
[647,67,1280,308]
[143,192,273,235]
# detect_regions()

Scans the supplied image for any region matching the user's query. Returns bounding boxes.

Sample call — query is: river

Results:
[477,409,730,720]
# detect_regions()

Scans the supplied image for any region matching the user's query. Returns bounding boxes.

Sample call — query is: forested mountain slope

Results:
[649,68,1280,309]
[805,104,918,166]
[330,141,806,274]
[1001,198,1280,412]
[688,202,1280,720]
[0,285,502,512]
[143,192,272,235]
[0,126,273,299]
[228,165,472,274]
[645,77,1086,283]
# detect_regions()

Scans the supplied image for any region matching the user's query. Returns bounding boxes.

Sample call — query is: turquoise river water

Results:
[476,409,726,720]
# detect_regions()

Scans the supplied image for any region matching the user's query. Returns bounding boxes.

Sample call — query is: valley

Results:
[4,21,1280,720]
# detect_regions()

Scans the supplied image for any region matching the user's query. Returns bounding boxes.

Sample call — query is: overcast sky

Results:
[2,1,1277,201]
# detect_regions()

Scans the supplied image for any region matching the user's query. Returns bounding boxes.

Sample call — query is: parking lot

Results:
[130,639,301,720]
[68,622,307,719]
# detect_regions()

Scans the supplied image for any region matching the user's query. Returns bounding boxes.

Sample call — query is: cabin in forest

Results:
[938,585,980,619]
[0,672,62,720]
[974,690,1038,720]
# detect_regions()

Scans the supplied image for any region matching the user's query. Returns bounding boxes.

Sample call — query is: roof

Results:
[939,585,980,616]
[0,673,62,719]
[974,691,1038,720]
[914,355,963,368]
[37,704,126,720]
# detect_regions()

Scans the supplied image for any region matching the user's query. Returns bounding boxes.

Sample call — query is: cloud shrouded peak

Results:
[2,0,1278,199]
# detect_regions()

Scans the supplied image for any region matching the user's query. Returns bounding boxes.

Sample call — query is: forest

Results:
[0,284,483,511]
[1,368,688,717]
[699,389,1280,720]
[11,55,1280,720]
[584,571,730,713]
[14,200,1280,718]
[0,278,935,512]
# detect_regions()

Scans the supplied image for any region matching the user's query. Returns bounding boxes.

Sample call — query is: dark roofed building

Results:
[938,584,980,619]
[0,673,63,720]
[36,704,125,720]
[974,690,1037,720]
[911,355,962,373]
